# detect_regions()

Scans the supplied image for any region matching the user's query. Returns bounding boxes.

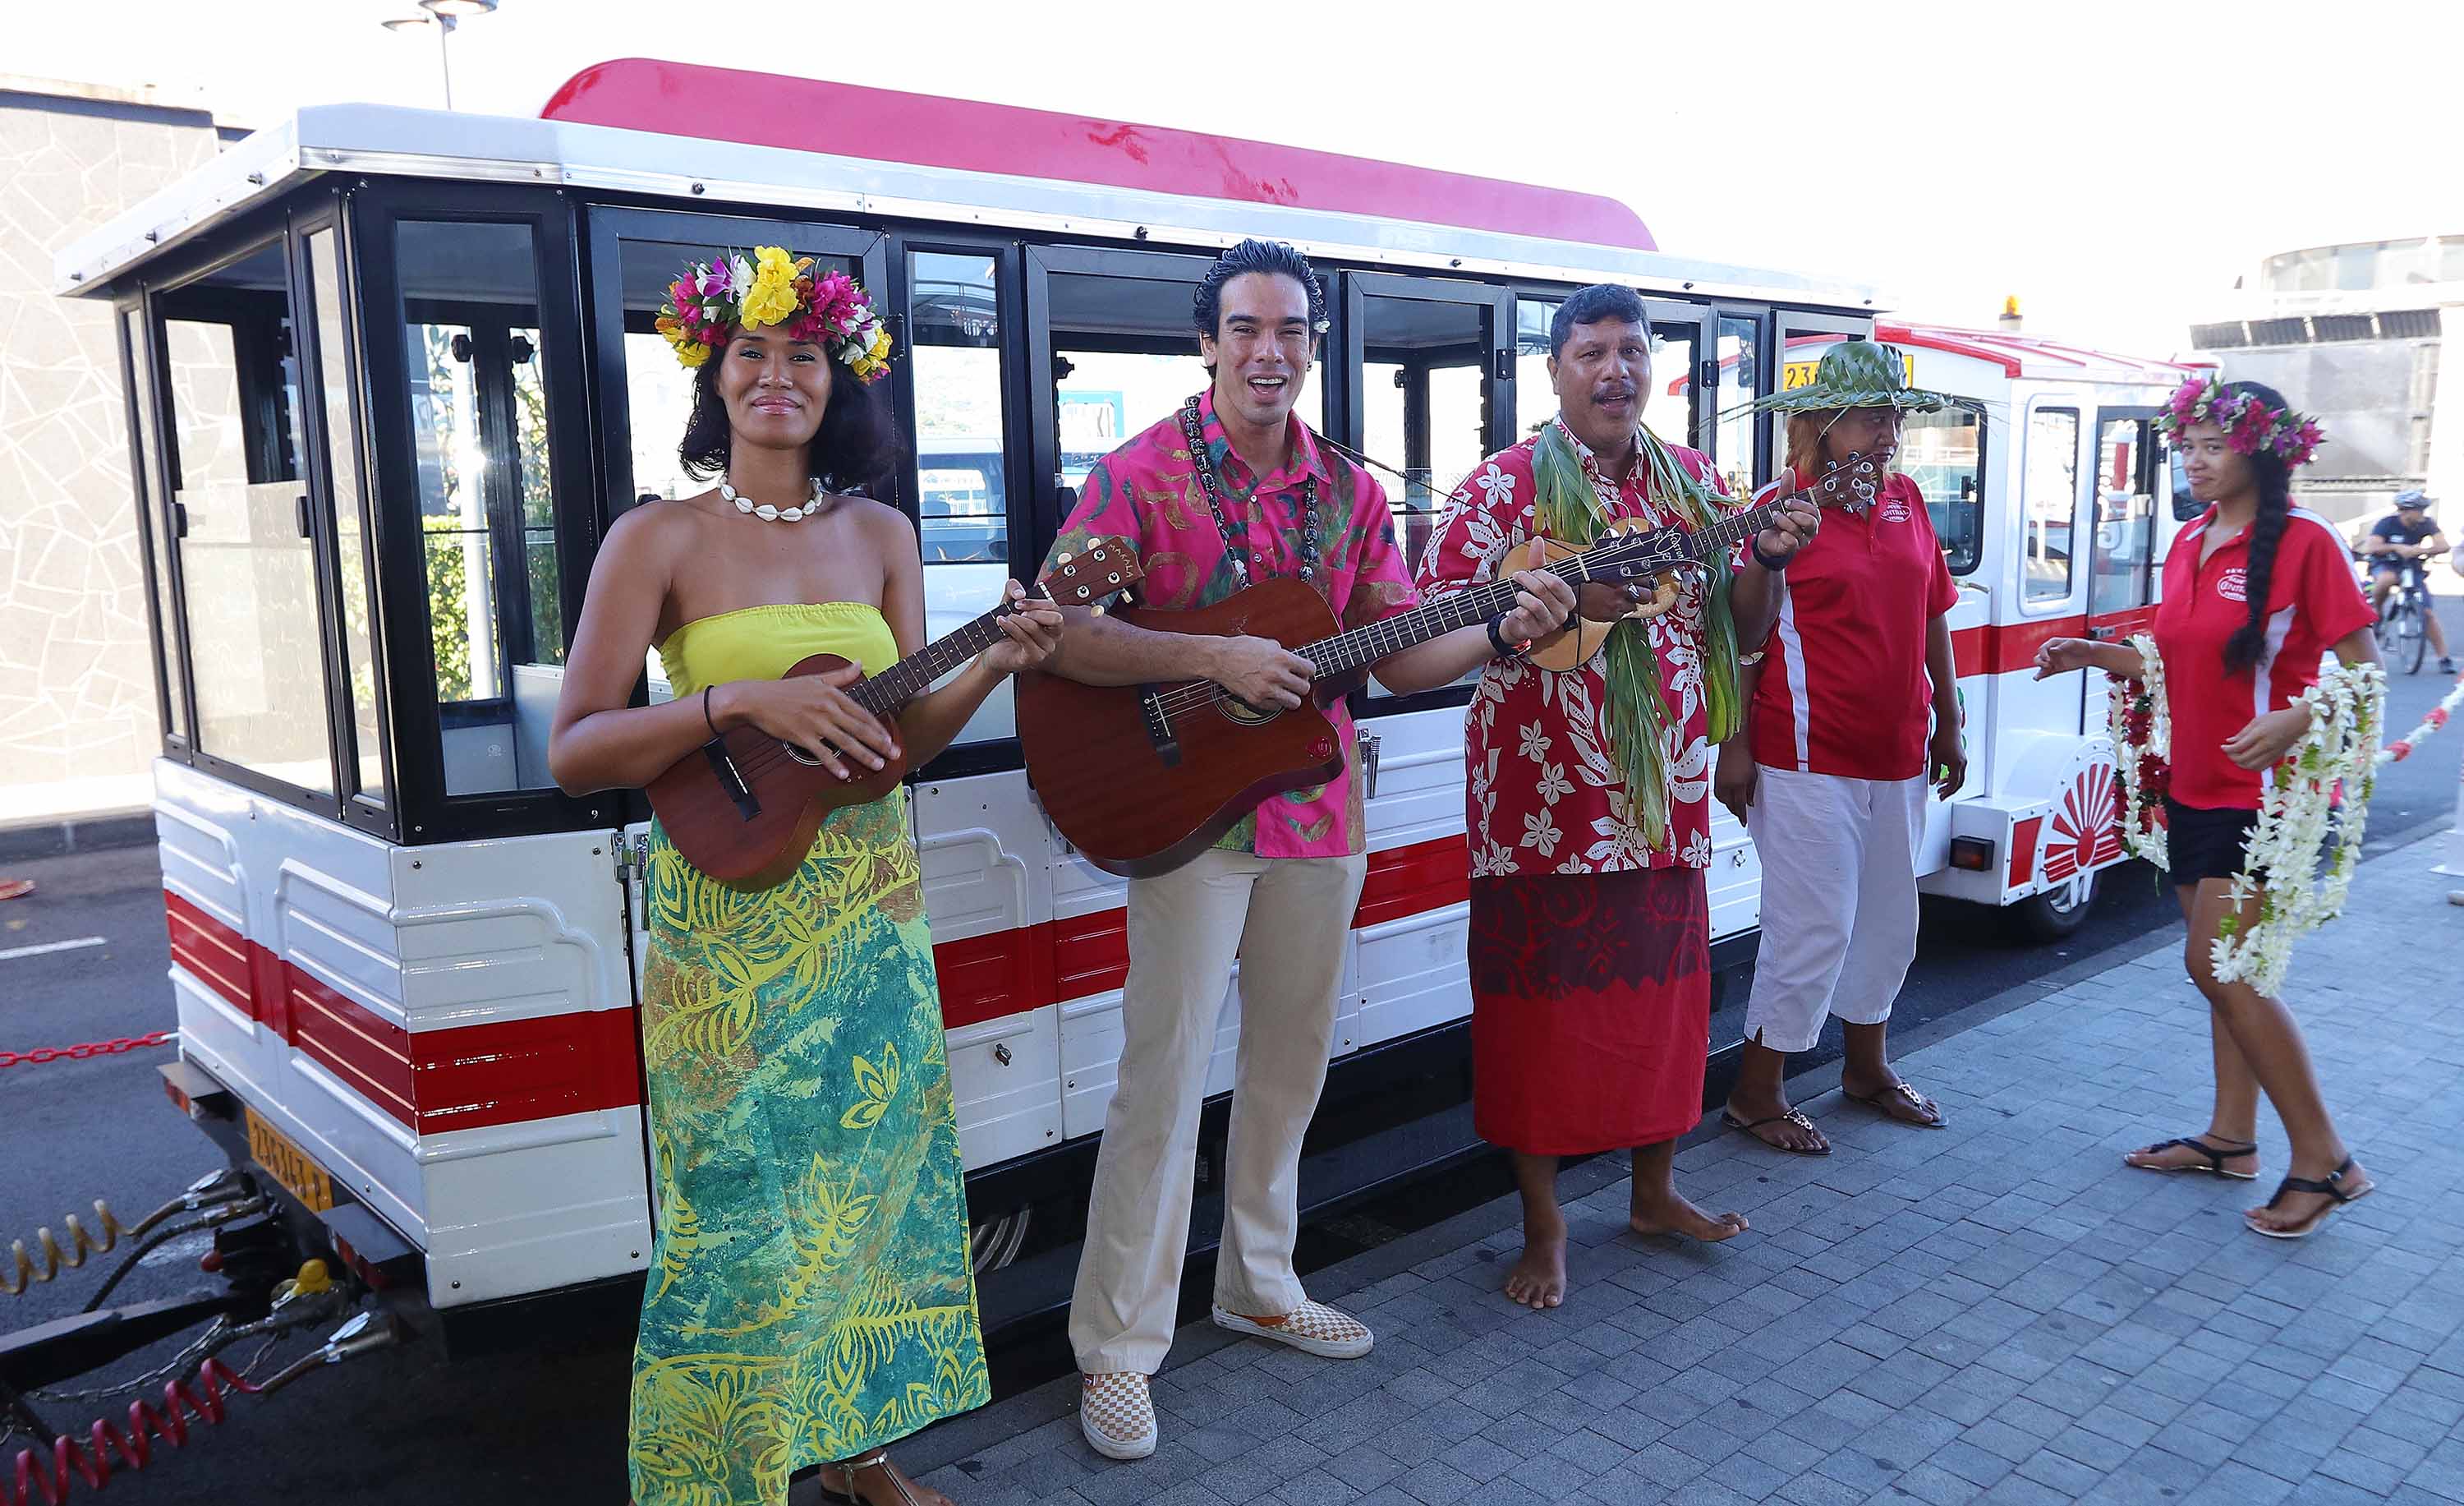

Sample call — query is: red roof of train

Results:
[540,60,1657,253]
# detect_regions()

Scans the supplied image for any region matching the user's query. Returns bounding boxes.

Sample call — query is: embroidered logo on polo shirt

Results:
[1879,495,1911,523]
[2217,567,2249,603]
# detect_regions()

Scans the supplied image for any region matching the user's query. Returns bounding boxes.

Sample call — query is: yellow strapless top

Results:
[655,601,899,699]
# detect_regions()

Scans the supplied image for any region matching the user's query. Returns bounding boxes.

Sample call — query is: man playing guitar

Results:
[1410,283,1816,1311]
[1040,239,1577,1461]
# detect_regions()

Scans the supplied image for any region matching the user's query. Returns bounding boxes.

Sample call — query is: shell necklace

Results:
[718,476,825,523]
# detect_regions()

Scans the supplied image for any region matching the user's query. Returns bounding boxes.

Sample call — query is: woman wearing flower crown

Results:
[549,249,1060,1505]
[2036,378,2379,1240]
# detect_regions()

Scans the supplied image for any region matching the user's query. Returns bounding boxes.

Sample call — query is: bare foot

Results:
[1630,1192,1748,1243]
[1724,1098,1828,1154]
[2246,1157,2374,1237]
[1502,1232,1567,1310]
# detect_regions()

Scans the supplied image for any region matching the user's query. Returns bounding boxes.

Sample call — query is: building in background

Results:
[0,77,240,828]
[2189,235,2463,528]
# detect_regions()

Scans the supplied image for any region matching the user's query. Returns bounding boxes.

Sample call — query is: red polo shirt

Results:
[2155,505,2375,811]
[1751,472,1959,781]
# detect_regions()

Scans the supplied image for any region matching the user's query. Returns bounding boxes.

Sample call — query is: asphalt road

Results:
[2,629,2457,1504]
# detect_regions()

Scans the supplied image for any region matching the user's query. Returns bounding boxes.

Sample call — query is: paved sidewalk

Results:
[904,836,2464,1506]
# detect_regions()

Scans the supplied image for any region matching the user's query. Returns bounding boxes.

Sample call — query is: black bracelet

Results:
[1485,614,1524,659]
[702,685,720,739]
[1750,537,1793,573]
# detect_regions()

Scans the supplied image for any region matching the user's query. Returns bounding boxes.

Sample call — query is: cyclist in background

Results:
[2356,490,2453,675]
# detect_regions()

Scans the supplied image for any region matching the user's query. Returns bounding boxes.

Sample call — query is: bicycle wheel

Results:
[2377,596,2402,656]
[2401,598,2428,674]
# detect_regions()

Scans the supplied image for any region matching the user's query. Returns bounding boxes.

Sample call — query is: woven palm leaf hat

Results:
[1734,338,1956,417]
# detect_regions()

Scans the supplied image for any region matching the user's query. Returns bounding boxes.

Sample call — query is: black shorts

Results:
[2164,797,2259,887]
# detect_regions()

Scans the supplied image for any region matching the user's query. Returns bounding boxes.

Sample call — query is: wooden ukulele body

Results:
[1016,576,1353,877]
[645,652,909,891]
[1517,518,1684,672]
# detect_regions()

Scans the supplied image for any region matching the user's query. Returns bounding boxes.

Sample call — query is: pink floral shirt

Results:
[1044,390,1420,859]
[1415,421,1728,876]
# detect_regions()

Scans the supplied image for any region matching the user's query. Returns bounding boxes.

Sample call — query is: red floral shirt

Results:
[1044,389,1419,858]
[1416,421,1729,876]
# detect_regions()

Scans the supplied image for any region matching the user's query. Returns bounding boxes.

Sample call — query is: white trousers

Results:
[1068,848,1368,1376]
[1741,767,1928,1055]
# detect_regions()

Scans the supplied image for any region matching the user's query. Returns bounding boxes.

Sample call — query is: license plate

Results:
[245,1106,333,1214]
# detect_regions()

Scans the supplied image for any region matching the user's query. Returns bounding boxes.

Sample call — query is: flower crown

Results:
[655,246,893,382]
[2154,374,2323,467]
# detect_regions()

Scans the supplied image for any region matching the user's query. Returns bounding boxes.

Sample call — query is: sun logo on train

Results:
[2042,762,2124,883]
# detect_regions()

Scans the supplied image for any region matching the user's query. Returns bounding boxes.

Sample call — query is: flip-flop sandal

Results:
[0,879,33,901]
[2246,1157,2374,1240]
[2126,1135,2258,1181]
[1844,1081,1946,1129]
[1721,1108,1829,1155]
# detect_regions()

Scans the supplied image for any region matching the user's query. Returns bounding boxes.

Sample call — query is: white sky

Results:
[18,0,2464,357]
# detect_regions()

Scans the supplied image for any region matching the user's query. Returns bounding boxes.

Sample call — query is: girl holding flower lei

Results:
[2036,377,2383,1241]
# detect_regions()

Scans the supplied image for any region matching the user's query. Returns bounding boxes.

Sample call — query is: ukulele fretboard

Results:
[846,602,1019,716]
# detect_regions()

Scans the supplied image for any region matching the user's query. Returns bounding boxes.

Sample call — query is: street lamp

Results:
[381,0,498,110]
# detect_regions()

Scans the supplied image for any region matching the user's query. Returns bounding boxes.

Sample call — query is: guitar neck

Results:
[845,601,1018,717]
[1299,499,1787,677]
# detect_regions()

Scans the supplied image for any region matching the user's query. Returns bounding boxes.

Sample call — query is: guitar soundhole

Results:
[781,740,825,768]
[1217,696,1283,727]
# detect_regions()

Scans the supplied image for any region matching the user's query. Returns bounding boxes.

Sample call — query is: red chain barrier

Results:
[0,1033,174,1071]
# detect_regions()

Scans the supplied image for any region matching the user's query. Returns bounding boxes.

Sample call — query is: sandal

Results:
[2246,1157,2374,1240]
[1843,1080,1945,1129]
[2126,1135,2258,1181]
[819,1449,928,1505]
[1722,1108,1830,1156]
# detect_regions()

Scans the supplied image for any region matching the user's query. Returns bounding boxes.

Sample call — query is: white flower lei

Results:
[2210,659,2385,996]
[2109,639,2386,996]
[2104,633,2169,869]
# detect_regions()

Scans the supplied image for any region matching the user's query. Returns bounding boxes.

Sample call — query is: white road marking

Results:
[0,936,107,963]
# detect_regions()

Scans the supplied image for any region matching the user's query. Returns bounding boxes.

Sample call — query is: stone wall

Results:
[0,84,224,823]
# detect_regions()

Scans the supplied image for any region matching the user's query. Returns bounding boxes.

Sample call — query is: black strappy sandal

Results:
[2125,1135,2258,1181]
[819,1449,926,1506]
[2246,1157,2374,1241]
[1721,1108,1830,1156]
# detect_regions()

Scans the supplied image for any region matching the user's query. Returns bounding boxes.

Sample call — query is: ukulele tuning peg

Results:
[1106,572,1120,584]
[1056,551,1073,565]
[1090,604,1107,618]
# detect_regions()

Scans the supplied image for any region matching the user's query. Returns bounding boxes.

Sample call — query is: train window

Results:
[397,219,568,794]
[158,241,336,796]
[1514,300,1556,436]
[1903,403,1984,574]
[2023,407,2080,605]
[2089,416,2158,617]
[123,306,188,744]
[305,227,386,801]
[908,249,1014,744]
[1715,315,1761,497]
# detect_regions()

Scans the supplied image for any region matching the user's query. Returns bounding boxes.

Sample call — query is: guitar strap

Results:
[1179,394,1321,591]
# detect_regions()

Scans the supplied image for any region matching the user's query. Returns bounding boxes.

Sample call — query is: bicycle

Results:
[2370,559,2433,674]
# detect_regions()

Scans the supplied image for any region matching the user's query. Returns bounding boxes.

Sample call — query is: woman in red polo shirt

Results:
[2038,378,2379,1239]
[1714,341,1966,1155]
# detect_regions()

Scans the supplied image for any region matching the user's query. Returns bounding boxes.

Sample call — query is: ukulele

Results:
[1016,517,1803,878]
[1520,451,1879,672]
[650,538,1142,889]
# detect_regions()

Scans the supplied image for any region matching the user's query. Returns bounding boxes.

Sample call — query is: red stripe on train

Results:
[159,833,1475,1132]
[1951,606,2159,678]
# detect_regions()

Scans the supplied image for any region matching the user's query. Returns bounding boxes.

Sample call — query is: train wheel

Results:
[2015,870,2095,942]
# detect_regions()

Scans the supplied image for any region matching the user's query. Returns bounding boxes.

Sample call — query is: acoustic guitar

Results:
[1017,496,1811,878]
[649,538,1142,889]
[1523,450,1879,670]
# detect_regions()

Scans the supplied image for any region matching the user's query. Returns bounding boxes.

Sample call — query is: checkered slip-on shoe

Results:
[1211,1299,1375,1359]
[1079,1371,1158,1461]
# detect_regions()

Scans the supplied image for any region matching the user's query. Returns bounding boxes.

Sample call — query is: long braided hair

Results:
[2220,380,2296,674]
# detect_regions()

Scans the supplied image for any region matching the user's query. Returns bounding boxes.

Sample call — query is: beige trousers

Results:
[1068,847,1368,1376]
